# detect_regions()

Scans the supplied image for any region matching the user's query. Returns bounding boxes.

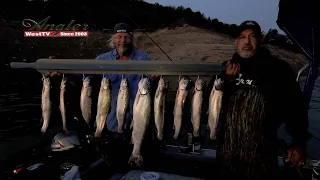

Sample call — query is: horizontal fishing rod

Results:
[10,59,225,76]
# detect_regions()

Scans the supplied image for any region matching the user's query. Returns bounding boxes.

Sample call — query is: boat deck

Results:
[117,170,204,180]
[0,127,59,171]
[0,132,315,180]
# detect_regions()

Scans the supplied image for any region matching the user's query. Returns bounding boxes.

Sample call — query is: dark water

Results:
[0,72,319,160]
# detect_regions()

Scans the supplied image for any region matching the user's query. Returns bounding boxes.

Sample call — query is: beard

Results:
[238,43,257,58]
[238,50,255,58]
[117,44,133,56]
[238,46,256,58]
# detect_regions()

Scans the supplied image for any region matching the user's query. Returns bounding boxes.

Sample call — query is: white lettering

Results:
[24,31,50,37]
[246,79,253,85]
[236,73,253,86]
[24,31,88,38]
[60,32,74,36]
[236,73,243,85]
[75,31,88,37]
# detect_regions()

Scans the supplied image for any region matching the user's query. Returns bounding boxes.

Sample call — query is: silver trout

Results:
[173,76,189,140]
[59,76,68,134]
[154,77,168,140]
[116,78,130,133]
[41,76,52,133]
[191,78,205,137]
[80,77,92,127]
[208,78,223,140]
[129,77,151,167]
[94,77,111,137]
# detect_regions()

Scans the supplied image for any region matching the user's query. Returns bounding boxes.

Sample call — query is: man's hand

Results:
[44,56,61,78]
[225,61,240,81]
[285,147,306,168]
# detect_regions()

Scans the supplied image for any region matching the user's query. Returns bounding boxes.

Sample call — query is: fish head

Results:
[120,78,129,89]
[178,76,189,90]
[43,77,50,86]
[101,77,110,89]
[214,78,223,90]
[60,77,67,87]
[83,77,91,87]
[157,78,168,91]
[139,77,151,95]
[195,78,205,91]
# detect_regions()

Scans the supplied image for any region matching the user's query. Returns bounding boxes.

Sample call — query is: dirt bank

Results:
[134,26,308,72]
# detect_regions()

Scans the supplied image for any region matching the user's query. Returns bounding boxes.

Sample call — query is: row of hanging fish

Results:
[40,75,223,166]
[41,75,224,138]
[173,76,224,141]
[41,76,224,136]
[41,75,69,134]
[128,76,224,166]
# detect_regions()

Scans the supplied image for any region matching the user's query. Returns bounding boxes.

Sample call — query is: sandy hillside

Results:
[67,26,309,94]
[134,26,308,72]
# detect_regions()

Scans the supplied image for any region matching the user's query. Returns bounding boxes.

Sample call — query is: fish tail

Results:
[41,123,48,133]
[62,121,68,132]
[117,125,123,133]
[94,131,101,138]
[128,154,143,167]
[173,114,181,139]
[173,128,179,140]
[193,130,199,137]
[209,129,216,140]
[62,129,69,135]
[62,117,67,130]
[157,132,163,140]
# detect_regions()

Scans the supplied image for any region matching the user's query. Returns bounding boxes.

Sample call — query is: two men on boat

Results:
[46,21,309,178]
[208,20,309,179]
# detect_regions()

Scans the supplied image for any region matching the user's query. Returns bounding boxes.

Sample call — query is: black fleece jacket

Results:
[205,48,309,150]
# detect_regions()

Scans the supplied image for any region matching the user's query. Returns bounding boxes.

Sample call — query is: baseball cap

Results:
[237,20,262,36]
[113,23,133,35]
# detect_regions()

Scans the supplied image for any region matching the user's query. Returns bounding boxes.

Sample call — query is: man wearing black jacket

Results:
[207,21,309,179]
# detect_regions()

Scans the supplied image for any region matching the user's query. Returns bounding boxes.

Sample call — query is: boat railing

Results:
[296,63,309,82]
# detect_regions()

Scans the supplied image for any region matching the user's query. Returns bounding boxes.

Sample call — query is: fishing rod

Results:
[122,11,173,61]
[131,18,173,61]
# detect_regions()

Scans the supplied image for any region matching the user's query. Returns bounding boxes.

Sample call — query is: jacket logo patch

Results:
[236,73,253,86]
